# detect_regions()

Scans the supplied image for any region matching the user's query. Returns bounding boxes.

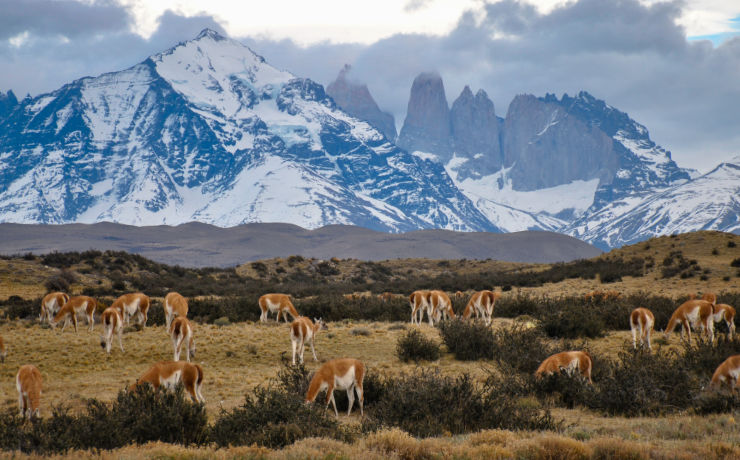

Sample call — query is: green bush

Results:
[0,385,207,454]
[438,318,495,360]
[585,348,701,416]
[210,362,349,448]
[396,329,440,362]
[491,324,554,374]
[541,303,606,339]
[367,369,558,437]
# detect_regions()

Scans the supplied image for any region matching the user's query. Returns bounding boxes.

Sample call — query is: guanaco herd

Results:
[5,288,739,421]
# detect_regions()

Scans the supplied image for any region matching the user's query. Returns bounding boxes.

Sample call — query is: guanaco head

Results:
[314,318,328,332]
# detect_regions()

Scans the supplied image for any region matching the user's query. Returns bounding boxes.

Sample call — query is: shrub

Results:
[491,324,554,374]
[541,303,606,339]
[728,241,736,248]
[368,369,557,437]
[693,391,740,415]
[731,258,740,268]
[0,296,39,319]
[438,318,494,360]
[681,336,740,378]
[210,386,348,448]
[0,385,208,454]
[44,275,69,293]
[396,329,440,362]
[586,348,701,416]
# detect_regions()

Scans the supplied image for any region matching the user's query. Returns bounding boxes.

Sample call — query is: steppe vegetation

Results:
[0,230,737,458]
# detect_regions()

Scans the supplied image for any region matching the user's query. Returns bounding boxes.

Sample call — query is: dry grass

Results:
[1,426,738,459]
[0,231,738,457]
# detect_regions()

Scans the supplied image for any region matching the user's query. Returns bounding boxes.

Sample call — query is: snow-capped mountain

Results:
[567,158,740,248]
[0,29,736,249]
[0,30,497,233]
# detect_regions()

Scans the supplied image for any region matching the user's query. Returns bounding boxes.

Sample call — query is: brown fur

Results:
[462,290,500,325]
[51,296,97,333]
[426,290,453,325]
[164,292,188,329]
[665,299,715,344]
[169,316,195,362]
[131,361,205,403]
[0,336,6,363]
[100,307,124,354]
[630,307,655,350]
[290,317,327,364]
[16,364,42,419]
[305,358,365,417]
[701,292,717,305]
[536,351,593,384]
[709,354,740,394]
[111,293,150,328]
[40,292,69,324]
[258,293,299,323]
[712,303,736,339]
[409,290,430,325]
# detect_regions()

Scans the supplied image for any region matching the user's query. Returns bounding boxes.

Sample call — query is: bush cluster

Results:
[438,318,495,360]
[0,385,207,454]
[395,329,440,362]
[368,369,558,437]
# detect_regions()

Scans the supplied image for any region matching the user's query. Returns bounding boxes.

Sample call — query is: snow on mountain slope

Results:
[0,29,498,233]
[567,159,740,249]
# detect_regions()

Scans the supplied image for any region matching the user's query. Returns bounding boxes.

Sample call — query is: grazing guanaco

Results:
[712,304,736,339]
[290,317,327,365]
[111,292,150,328]
[40,292,69,324]
[258,293,299,323]
[99,307,124,354]
[131,361,205,403]
[535,351,593,384]
[630,307,655,350]
[708,354,740,394]
[16,364,42,419]
[0,336,6,363]
[164,292,188,329]
[664,299,715,344]
[427,290,454,324]
[701,292,717,305]
[170,316,196,362]
[50,296,97,332]
[462,290,500,326]
[305,358,365,417]
[409,290,430,325]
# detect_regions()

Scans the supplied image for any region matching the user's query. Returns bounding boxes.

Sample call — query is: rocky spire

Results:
[0,90,18,121]
[397,72,453,161]
[326,65,397,141]
[450,86,502,169]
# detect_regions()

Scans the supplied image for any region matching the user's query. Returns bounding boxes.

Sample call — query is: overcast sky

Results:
[1,0,739,172]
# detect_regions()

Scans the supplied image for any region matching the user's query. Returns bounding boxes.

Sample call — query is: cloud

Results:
[0,0,737,171]
[0,0,132,41]
[0,3,225,97]
[239,0,739,170]
[404,0,435,13]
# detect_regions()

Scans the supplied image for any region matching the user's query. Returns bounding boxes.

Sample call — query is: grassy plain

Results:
[0,230,738,458]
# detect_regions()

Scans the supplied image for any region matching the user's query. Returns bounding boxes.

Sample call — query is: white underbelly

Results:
[334,367,356,390]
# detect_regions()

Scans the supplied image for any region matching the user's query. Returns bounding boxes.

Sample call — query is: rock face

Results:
[397,72,453,162]
[0,90,18,122]
[450,86,503,178]
[503,94,618,191]
[326,65,397,141]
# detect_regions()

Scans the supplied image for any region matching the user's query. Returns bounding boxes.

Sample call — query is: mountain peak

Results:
[397,71,452,160]
[326,65,397,141]
[195,28,227,41]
